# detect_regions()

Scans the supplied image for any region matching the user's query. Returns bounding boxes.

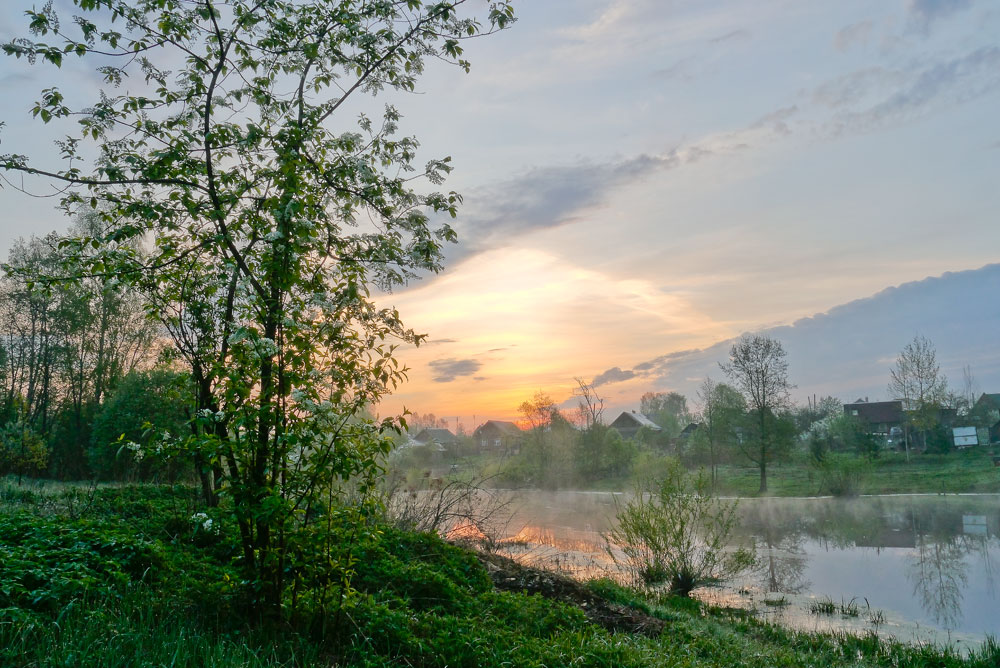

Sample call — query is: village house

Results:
[973,393,1000,444]
[843,398,903,441]
[412,428,460,450]
[609,411,661,440]
[472,420,524,453]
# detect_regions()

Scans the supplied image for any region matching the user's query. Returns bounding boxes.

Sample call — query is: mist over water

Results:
[494,491,1000,647]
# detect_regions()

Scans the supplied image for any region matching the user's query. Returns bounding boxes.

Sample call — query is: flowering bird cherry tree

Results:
[1,0,513,617]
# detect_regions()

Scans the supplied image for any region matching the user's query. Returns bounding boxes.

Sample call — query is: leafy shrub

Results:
[605,461,755,596]
[90,370,192,481]
[0,422,48,481]
[815,454,866,496]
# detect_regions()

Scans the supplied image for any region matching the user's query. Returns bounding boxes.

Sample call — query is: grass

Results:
[762,595,789,607]
[710,448,1000,497]
[3,480,1000,667]
[809,597,837,615]
[425,447,1000,498]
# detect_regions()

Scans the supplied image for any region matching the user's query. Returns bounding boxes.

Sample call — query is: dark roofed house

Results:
[473,420,524,454]
[413,428,460,448]
[610,411,661,440]
[678,423,701,440]
[973,393,1000,444]
[843,399,903,440]
[975,393,1000,413]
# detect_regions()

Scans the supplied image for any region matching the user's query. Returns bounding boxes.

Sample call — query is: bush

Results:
[605,461,755,596]
[0,422,48,482]
[90,370,192,481]
[815,453,865,496]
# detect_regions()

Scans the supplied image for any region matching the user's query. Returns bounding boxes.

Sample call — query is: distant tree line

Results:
[396,334,993,493]
[0,215,189,482]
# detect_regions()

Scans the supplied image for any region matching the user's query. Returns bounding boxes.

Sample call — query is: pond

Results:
[492,491,1000,649]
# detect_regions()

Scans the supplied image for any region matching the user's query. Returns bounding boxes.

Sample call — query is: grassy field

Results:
[712,447,1000,497]
[416,447,1000,497]
[2,480,1000,667]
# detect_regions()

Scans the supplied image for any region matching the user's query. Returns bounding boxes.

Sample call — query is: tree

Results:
[0,222,155,478]
[720,334,792,493]
[696,378,745,486]
[2,0,513,618]
[573,377,605,429]
[640,391,690,438]
[888,335,948,458]
[517,391,559,482]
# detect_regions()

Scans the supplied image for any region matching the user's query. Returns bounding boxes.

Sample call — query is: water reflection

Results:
[907,534,968,631]
[730,496,999,637]
[497,492,1000,641]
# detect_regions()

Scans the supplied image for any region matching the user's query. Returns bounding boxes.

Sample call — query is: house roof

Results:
[396,438,446,452]
[413,428,459,445]
[843,400,903,424]
[611,411,662,431]
[679,422,702,438]
[474,420,523,436]
[977,393,1000,409]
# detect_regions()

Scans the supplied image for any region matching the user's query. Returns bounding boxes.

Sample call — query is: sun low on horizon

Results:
[2,1,999,432]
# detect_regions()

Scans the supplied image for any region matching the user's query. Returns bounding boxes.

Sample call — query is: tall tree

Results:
[696,378,745,486]
[888,335,948,457]
[720,334,792,493]
[2,0,513,617]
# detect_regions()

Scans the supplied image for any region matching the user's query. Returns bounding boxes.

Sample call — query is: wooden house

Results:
[472,420,524,453]
[609,411,661,440]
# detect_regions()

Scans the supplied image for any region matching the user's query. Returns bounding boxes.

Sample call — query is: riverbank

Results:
[558,448,1000,497]
[3,482,999,667]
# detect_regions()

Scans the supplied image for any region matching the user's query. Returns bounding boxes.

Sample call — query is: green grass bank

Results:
[2,482,998,667]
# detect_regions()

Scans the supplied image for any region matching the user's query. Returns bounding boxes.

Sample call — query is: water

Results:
[492,491,1000,648]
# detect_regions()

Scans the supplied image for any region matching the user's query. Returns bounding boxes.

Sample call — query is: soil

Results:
[472,550,666,637]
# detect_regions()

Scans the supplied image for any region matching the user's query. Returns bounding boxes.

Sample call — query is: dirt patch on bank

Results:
[472,550,665,636]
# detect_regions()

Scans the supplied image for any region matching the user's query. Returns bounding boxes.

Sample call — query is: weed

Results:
[839,597,860,617]
[809,597,836,615]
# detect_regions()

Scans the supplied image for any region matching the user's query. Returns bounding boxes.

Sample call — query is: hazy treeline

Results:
[0,218,189,481]
[399,357,997,492]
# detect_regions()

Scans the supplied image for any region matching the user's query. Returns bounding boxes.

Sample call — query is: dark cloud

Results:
[596,263,1000,407]
[592,366,636,387]
[709,29,751,44]
[450,152,681,264]
[428,358,483,383]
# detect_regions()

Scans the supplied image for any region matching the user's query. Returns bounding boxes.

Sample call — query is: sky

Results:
[1,0,999,432]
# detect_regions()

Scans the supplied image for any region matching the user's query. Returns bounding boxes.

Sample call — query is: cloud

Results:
[592,366,636,387]
[908,0,973,22]
[653,56,698,81]
[820,47,1000,135]
[834,20,873,52]
[709,29,751,44]
[421,338,458,346]
[452,152,680,259]
[749,105,798,135]
[589,263,1000,406]
[428,358,483,383]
